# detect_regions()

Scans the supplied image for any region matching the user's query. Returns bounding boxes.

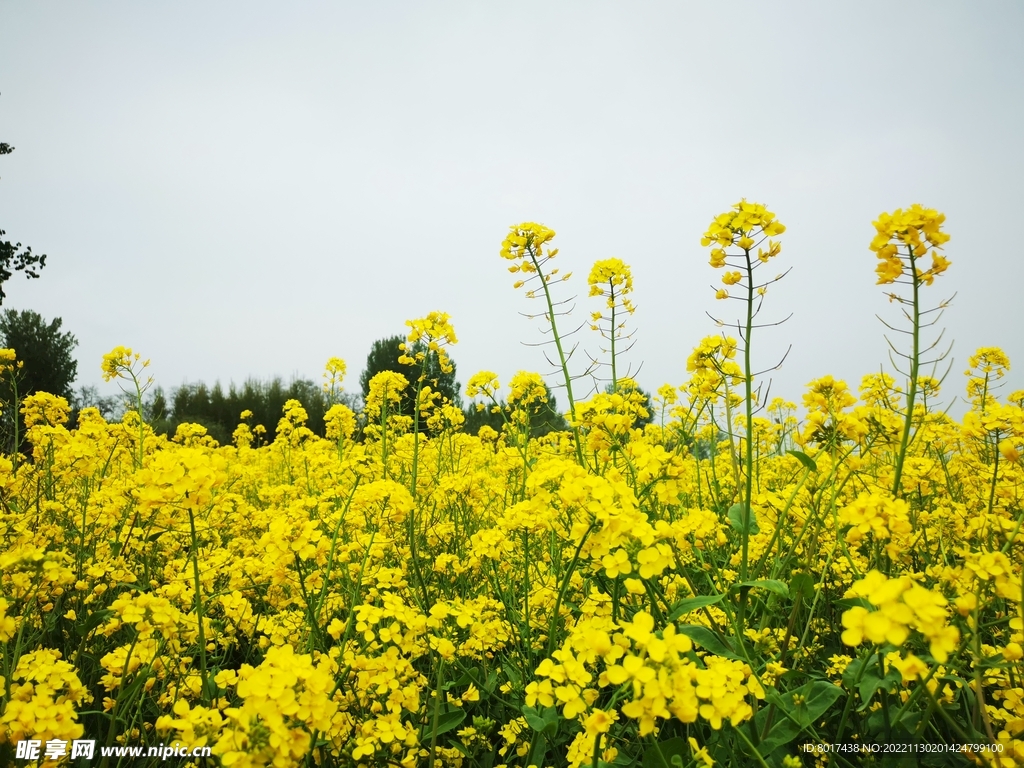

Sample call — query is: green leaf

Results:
[787,449,818,472]
[522,706,545,732]
[484,669,498,694]
[527,733,549,766]
[759,680,845,752]
[667,594,724,622]
[427,708,466,738]
[730,579,789,598]
[857,666,901,711]
[642,737,688,768]
[442,671,472,691]
[727,503,759,535]
[521,705,559,736]
[75,609,113,638]
[503,665,522,686]
[841,658,865,690]
[754,710,802,755]
[789,571,816,601]
[606,753,639,768]
[676,625,743,660]
[782,680,844,728]
[843,658,901,711]
[202,672,223,702]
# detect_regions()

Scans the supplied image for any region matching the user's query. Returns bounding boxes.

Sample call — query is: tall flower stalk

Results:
[869,205,952,496]
[501,223,587,466]
[100,346,153,470]
[399,311,458,498]
[701,201,787,582]
[587,257,637,393]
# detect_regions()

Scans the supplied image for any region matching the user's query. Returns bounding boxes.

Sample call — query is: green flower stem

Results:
[408,355,433,611]
[733,721,770,768]
[187,507,209,704]
[609,281,617,391]
[545,521,596,657]
[8,375,19,473]
[891,248,920,496]
[741,247,757,577]
[527,245,585,467]
[426,658,446,768]
[312,480,361,630]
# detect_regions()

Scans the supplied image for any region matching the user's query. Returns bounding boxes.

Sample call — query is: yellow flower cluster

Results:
[500,222,571,296]
[399,311,458,375]
[0,347,18,376]
[322,356,348,409]
[324,403,357,443]
[500,222,556,263]
[870,204,951,286]
[0,649,90,747]
[587,257,632,297]
[20,391,70,429]
[701,200,786,251]
[574,381,651,451]
[465,370,500,400]
[530,610,764,744]
[798,375,867,447]
[101,345,149,382]
[838,493,913,556]
[587,257,636,319]
[841,571,960,662]
[700,200,785,299]
[685,335,743,402]
[364,370,410,431]
[506,371,547,409]
[156,645,339,767]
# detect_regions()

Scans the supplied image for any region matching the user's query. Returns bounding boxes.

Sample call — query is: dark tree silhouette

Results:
[0,142,47,304]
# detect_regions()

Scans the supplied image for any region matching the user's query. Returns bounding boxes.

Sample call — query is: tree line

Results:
[0,310,601,449]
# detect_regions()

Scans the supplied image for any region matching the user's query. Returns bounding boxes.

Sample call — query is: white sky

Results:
[2,2,1022,412]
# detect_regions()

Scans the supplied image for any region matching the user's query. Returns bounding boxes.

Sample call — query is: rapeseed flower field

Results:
[1,204,1021,767]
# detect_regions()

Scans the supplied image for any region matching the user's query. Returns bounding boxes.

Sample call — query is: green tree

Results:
[0,309,78,453]
[359,335,462,420]
[145,386,172,435]
[0,142,47,304]
[0,309,78,402]
[73,385,121,421]
[165,376,327,444]
[170,381,222,442]
[282,378,327,435]
[462,400,506,435]
[463,382,569,439]
[529,384,570,437]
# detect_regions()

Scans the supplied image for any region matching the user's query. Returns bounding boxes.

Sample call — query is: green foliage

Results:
[756,681,845,756]
[462,382,569,438]
[0,309,77,454]
[146,386,169,424]
[0,142,48,304]
[166,377,327,444]
[72,385,122,421]
[0,309,79,403]
[0,231,46,305]
[359,335,463,417]
[461,399,506,435]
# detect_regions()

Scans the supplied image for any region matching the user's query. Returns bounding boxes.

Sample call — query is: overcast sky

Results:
[2,2,1021,413]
